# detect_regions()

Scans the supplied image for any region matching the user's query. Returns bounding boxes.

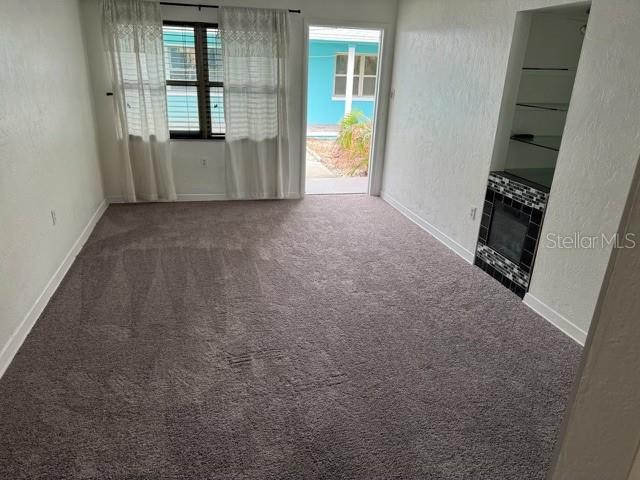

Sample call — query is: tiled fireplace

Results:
[474,172,549,298]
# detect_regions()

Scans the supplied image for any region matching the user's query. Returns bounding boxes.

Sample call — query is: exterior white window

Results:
[333,53,377,99]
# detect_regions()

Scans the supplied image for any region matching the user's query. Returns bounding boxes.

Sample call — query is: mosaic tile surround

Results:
[475,172,549,298]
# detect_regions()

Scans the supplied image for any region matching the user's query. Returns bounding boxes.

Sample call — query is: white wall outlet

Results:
[200,157,208,168]
[50,209,57,226]
[470,206,477,221]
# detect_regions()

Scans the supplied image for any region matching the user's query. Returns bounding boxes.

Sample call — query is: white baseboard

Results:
[380,191,475,264]
[176,193,228,202]
[523,293,587,345]
[108,194,229,203]
[109,193,303,203]
[380,190,585,345]
[0,199,108,379]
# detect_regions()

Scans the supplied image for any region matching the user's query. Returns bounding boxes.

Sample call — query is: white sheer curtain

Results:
[102,0,177,202]
[220,7,302,200]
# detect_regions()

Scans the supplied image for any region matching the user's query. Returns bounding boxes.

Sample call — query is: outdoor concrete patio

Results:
[305,145,368,194]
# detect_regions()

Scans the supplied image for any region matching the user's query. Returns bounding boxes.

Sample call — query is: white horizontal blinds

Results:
[207,28,226,136]
[165,84,199,132]
[162,24,225,138]
[163,25,200,133]
[207,28,223,83]
[164,25,197,80]
[209,87,225,135]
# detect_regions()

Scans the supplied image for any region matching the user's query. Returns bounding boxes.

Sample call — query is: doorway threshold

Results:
[306,177,368,195]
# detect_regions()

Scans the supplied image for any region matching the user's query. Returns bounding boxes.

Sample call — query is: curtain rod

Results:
[159,2,301,13]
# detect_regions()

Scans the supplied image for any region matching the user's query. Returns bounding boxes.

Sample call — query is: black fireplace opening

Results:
[487,202,529,264]
[475,173,549,298]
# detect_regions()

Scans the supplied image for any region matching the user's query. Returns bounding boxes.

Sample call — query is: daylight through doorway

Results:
[305,26,381,195]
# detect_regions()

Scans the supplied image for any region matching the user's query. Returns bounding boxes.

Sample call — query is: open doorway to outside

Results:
[305,26,382,195]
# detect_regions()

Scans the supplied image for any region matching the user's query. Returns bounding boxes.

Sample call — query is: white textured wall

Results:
[0,2,105,349]
[80,0,398,200]
[528,0,640,335]
[383,0,640,336]
[551,162,640,479]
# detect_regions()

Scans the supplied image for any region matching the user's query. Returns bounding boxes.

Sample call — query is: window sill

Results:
[331,96,376,102]
[170,137,226,142]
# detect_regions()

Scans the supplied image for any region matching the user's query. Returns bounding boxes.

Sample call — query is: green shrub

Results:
[336,110,372,176]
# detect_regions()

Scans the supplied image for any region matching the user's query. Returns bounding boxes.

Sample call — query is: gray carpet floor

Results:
[0,195,581,479]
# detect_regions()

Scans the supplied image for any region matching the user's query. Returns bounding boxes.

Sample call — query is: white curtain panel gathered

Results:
[102,0,177,202]
[220,7,303,200]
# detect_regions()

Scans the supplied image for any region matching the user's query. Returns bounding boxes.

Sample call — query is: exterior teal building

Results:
[307,38,379,126]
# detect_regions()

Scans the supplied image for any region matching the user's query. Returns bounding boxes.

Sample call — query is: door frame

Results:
[300,19,395,196]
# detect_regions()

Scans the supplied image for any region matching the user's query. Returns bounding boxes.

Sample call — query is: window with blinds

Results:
[163,22,225,139]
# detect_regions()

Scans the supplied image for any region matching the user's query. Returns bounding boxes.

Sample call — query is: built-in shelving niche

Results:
[475,4,590,297]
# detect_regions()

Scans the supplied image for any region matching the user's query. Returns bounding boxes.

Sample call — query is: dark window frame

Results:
[163,21,224,140]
